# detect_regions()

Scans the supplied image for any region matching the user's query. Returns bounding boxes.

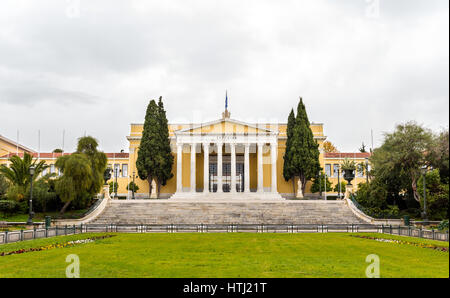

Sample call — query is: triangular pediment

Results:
[175,119,276,135]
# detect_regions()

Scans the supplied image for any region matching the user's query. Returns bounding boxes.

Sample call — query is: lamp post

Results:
[421,166,428,223]
[114,167,121,199]
[26,166,35,226]
[337,167,341,199]
[130,171,138,200]
[318,171,322,200]
[365,157,369,183]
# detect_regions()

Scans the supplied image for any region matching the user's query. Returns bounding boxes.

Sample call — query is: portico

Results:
[170,117,283,200]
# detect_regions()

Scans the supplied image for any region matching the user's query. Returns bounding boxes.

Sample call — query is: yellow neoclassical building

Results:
[126,110,370,199]
[1,110,371,199]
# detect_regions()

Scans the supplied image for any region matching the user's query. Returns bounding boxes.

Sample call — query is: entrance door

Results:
[209,162,245,192]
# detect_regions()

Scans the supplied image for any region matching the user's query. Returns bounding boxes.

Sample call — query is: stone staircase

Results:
[91,200,369,225]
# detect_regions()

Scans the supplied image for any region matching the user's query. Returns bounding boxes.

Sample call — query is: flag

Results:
[225,90,228,110]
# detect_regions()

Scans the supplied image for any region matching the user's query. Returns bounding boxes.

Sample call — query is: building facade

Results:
[1,112,371,199]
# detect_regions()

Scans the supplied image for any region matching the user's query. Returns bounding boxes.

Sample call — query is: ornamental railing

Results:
[1,223,448,245]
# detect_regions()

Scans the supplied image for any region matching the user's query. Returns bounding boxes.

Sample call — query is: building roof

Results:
[324,152,371,159]
[0,134,36,153]
[0,152,129,159]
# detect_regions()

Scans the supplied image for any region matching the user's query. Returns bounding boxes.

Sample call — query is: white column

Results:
[190,143,196,193]
[244,143,250,193]
[216,142,223,193]
[257,142,264,193]
[230,143,236,193]
[176,143,183,192]
[270,142,277,193]
[203,143,209,193]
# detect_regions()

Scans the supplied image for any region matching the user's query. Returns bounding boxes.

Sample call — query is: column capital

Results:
[257,142,264,147]
[176,142,183,148]
[202,142,210,149]
[244,143,251,149]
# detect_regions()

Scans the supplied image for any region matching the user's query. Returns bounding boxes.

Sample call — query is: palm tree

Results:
[0,153,48,189]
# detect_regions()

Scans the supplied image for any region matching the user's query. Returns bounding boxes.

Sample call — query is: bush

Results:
[127,181,139,192]
[438,220,449,231]
[0,174,9,199]
[109,181,119,194]
[0,200,19,217]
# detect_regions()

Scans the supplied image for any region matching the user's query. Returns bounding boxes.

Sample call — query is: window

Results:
[333,164,340,177]
[325,164,331,177]
[42,168,48,176]
[114,164,121,177]
[122,164,128,177]
[357,166,364,177]
[50,164,55,174]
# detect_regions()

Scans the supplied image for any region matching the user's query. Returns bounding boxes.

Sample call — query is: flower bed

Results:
[0,235,115,256]
[351,235,448,252]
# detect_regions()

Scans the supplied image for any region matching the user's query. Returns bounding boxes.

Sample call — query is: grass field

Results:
[0,233,448,278]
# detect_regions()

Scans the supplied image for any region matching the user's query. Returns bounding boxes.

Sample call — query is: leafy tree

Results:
[154,97,174,196]
[310,171,332,196]
[137,98,174,198]
[53,148,63,153]
[427,130,449,184]
[370,122,433,203]
[322,141,339,153]
[0,153,48,195]
[417,169,449,220]
[283,108,296,193]
[55,136,107,214]
[287,98,321,195]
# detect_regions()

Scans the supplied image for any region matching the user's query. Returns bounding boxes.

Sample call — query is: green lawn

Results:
[0,233,448,278]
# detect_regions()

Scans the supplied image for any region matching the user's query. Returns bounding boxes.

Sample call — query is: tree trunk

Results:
[292,178,296,197]
[300,175,307,196]
[411,177,420,202]
[59,200,71,215]
[147,176,153,199]
[157,180,161,199]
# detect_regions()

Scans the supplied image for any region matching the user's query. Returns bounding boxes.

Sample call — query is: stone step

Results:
[90,200,367,225]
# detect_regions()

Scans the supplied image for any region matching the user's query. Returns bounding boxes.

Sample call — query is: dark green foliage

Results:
[155,97,174,191]
[333,181,347,194]
[109,181,119,194]
[417,169,449,220]
[136,100,160,196]
[283,109,296,192]
[0,200,19,217]
[55,136,107,214]
[284,98,321,194]
[52,149,63,153]
[0,153,48,198]
[0,174,8,199]
[136,97,174,197]
[127,181,139,192]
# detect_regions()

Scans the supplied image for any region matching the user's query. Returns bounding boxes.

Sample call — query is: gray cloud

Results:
[0,0,448,153]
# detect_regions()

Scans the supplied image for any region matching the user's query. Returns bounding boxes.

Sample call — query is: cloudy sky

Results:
[0,0,448,153]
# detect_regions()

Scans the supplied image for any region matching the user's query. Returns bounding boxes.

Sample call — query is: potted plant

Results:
[340,158,356,185]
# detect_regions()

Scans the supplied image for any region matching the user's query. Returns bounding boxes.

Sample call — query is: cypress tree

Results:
[283,108,296,194]
[155,96,174,196]
[136,100,160,198]
[290,97,321,196]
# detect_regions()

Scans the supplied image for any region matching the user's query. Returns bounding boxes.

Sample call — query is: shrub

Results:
[0,200,19,217]
[126,181,139,192]
[438,220,449,231]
